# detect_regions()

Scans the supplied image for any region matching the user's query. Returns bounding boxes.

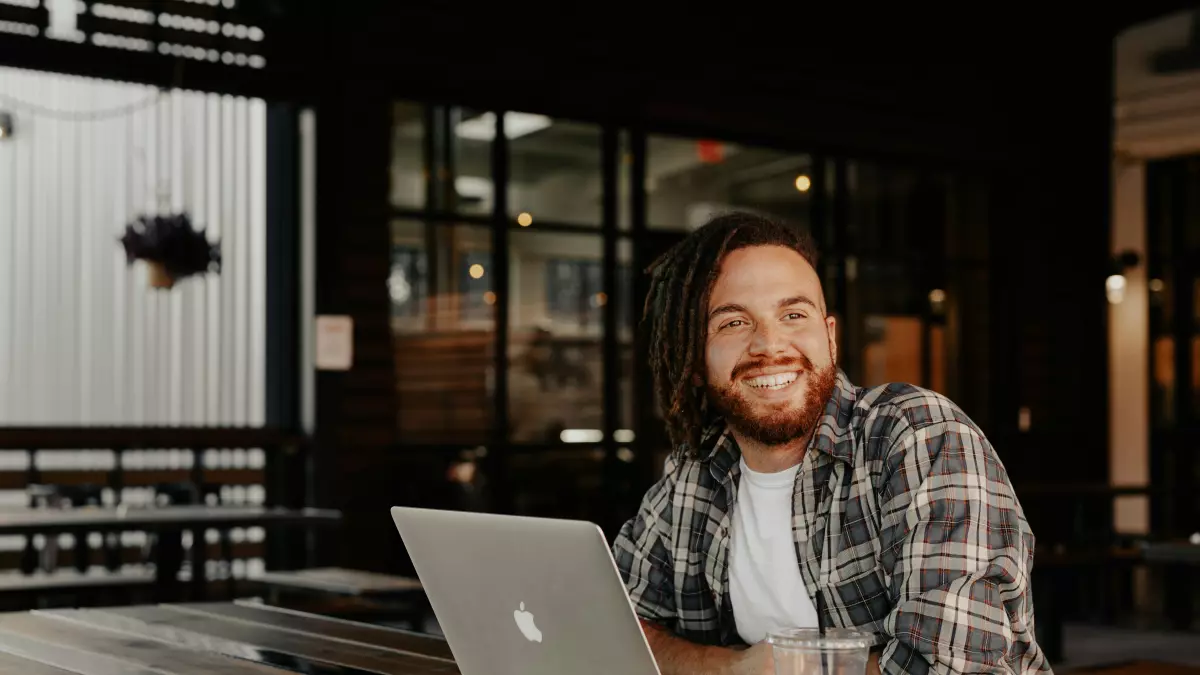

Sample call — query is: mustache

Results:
[730,354,813,381]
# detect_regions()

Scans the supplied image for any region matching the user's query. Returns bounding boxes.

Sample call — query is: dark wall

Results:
[990,40,1115,490]
[300,16,1118,571]
[311,85,406,571]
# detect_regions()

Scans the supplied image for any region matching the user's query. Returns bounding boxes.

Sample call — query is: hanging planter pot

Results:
[146,260,175,289]
[119,212,221,290]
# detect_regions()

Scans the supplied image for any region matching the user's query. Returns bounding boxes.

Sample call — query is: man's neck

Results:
[732,429,813,473]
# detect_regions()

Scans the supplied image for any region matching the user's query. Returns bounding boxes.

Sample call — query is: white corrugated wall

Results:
[0,65,266,426]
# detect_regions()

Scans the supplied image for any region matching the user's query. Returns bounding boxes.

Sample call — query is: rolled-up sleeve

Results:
[612,462,678,628]
[878,420,1048,675]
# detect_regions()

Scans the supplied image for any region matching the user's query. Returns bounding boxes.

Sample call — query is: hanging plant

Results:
[119,212,221,289]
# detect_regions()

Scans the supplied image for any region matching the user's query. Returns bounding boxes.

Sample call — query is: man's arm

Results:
[876,417,1049,675]
[613,462,770,675]
[640,620,771,675]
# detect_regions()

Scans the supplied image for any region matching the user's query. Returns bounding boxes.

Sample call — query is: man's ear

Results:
[826,314,838,365]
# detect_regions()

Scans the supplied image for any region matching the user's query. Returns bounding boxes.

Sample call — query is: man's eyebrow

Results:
[708,296,822,320]
[708,303,746,319]
[779,295,820,310]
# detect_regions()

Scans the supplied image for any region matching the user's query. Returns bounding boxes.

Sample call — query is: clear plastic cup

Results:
[766,628,875,675]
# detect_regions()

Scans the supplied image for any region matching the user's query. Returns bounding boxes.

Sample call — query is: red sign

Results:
[696,140,724,163]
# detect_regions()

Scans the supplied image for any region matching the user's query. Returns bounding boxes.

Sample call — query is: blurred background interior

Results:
[0,2,1197,673]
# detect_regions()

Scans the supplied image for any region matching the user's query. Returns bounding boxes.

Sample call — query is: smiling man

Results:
[613,213,1049,675]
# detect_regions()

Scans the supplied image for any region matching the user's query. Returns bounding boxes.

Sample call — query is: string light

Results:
[0,90,163,121]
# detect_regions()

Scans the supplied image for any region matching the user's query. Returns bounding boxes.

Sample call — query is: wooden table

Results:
[0,600,458,674]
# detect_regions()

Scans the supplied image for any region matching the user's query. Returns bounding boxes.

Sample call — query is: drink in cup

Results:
[766,628,875,675]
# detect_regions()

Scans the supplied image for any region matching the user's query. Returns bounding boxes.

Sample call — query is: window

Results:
[390,219,494,444]
[459,250,494,323]
[545,259,632,331]
[390,245,427,320]
[644,135,812,233]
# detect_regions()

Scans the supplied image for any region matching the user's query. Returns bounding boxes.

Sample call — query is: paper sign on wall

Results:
[315,315,354,371]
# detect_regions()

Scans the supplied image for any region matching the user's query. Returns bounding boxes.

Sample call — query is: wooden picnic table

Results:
[0,600,458,674]
[0,505,342,535]
[0,506,342,602]
[258,566,423,596]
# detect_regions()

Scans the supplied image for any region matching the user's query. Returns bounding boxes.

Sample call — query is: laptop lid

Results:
[390,507,660,675]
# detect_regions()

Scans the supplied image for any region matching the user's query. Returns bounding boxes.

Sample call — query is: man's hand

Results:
[729,643,774,675]
[640,620,776,675]
[867,651,882,675]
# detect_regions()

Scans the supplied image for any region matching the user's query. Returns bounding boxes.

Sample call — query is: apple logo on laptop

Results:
[513,602,542,643]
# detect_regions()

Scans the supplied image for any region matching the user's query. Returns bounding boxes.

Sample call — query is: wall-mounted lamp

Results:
[1107,250,1140,305]
[0,112,12,140]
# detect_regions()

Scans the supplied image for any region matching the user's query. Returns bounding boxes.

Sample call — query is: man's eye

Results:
[722,320,747,330]
[785,312,806,320]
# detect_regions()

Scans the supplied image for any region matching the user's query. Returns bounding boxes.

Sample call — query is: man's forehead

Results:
[710,246,825,306]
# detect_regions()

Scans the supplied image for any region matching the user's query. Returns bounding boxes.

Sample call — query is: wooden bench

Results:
[0,567,156,610]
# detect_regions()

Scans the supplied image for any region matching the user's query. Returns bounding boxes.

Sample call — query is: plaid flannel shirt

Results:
[613,371,1050,675]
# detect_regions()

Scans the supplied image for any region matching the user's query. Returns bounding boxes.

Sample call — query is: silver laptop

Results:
[390,507,660,675]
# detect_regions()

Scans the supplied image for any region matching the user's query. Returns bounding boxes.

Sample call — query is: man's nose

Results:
[748,322,787,356]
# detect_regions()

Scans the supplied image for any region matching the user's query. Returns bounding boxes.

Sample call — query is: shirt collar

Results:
[700,369,860,478]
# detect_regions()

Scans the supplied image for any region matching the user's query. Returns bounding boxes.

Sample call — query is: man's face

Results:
[703,245,838,447]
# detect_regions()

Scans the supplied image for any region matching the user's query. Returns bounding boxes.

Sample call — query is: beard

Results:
[705,353,838,447]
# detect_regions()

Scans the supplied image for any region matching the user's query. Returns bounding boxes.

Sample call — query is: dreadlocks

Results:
[643,212,821,458]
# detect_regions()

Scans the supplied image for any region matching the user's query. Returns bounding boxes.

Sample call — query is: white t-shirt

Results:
[729,457,820,644]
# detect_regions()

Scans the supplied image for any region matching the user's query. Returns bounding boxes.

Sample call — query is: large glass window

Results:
[1146,156,1200,536]
[390,102,424,210]
[451,108,493,218]
[390,106,637,456]
[508,230,603,443]
[644,135,813,232]
[390,219,494,445]
[836,163,989,428]
[390,103,493,217]
[509,115,603,226]
[841,164,947,393]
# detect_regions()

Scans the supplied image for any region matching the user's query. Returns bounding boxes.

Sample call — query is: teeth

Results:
[745,372,798,390]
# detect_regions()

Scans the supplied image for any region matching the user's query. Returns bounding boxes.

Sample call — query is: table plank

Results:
[44,609,393,675]
[85,605,457,675]
[0,506,341,534]
[258,567,423,596]
[0,649,81,674]
[0,612,288,674]
[193,600,455,660]
[0,568,154,592]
